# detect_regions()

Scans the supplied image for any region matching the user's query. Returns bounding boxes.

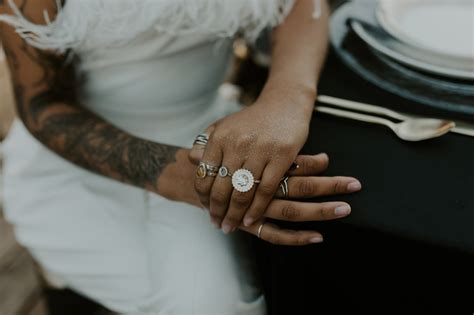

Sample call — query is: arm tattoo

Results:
[1,1,179,192]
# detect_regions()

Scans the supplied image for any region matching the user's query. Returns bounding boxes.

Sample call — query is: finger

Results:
[274,176,362,199]
[243,159,291,227]
[194,134,222,210]
[189,125,215,165]
[264,200,351,222]
[208,156,241,229]
[240,222,324,246]
[288,153,329,176]
[221,160,267,233]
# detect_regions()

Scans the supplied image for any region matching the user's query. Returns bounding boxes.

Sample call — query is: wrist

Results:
[258,78,317,117]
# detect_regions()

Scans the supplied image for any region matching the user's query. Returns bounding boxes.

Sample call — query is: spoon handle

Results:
[317,95,474,137]
[317,95,406,120]
[315,106,395,130]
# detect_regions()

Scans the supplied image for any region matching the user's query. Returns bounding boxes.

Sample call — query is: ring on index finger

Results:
[196,161,219,179]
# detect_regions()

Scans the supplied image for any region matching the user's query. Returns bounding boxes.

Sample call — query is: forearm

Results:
[262,0,330,112]
[21,98,180,194]
[1,0,181,194]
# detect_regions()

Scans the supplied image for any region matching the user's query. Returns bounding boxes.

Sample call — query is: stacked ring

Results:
[280,176,289,199]
[196,161,219,178]
[193,134,209,146]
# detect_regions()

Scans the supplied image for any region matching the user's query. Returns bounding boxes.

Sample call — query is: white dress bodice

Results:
[1,0,321,146]
[78,32,236,147]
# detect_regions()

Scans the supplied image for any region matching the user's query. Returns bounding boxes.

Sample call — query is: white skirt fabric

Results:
[3,31,266,314]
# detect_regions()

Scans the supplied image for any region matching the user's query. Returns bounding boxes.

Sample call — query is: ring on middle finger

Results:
[232,168,260,193]
[218,166,232,178]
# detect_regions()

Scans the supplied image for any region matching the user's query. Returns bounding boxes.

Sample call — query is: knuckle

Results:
[235,135,254,151]
[210,190,228,207]
[296,234,308,245]
[224,214,241,226]
[281,203,299,220]
[258,183,275,198]
[208,206,224,219]
[277,142,294,154]
[194,180,209,196]
[231,193,251,209]
[298,179,315,196]
[266,233,280,245]
[301,157,315,173]
[318,205,330,220]
[333,178,345,194]
[211,130,226,144]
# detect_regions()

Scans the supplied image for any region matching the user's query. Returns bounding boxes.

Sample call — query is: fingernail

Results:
[243,216,254,227]
[310,236,324,243]
[222,224,232,234]
[334,205,351,216]
[347,181,362,192]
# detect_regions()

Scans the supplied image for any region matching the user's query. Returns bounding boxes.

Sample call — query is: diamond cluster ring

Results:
[231,169,260,193]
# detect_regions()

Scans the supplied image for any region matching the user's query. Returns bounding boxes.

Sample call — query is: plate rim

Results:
[350,20,474,80]
[376,0,474,61]
[329,1,474,119]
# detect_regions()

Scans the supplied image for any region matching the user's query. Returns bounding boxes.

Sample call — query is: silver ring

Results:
[193,133,209,146]
[257,223,265,239]
[231,168,260,193]
[218,166,232,178]
[196,161,219,179]
[280,176,289,199]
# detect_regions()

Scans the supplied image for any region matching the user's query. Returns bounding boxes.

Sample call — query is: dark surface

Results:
[44,288,113,315]
[256,51,474,315]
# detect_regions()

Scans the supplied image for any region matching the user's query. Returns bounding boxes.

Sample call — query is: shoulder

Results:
[0,0,59,25]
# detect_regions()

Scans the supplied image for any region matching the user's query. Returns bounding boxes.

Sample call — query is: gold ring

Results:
[257,223,265,239]
[196,161,219,179]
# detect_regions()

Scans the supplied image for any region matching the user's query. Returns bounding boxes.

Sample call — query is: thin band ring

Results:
[280,176,290,199]
[257,223,265,239]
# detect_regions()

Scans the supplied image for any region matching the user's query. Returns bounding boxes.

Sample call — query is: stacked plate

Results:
[330,0,474,118]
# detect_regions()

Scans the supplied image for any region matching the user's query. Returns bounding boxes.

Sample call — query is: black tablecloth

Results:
[256,52,474,315]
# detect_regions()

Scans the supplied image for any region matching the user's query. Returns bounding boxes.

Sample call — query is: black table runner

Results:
[256,51,474,315]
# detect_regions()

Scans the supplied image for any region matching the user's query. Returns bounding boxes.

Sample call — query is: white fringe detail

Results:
[0,0,322,53]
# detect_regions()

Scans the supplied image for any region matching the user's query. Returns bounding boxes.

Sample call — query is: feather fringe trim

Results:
[0,0,322,53]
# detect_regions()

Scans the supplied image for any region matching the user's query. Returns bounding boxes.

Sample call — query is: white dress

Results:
[0,1,320,314]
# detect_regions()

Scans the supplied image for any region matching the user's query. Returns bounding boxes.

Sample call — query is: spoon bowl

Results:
[315,106,456,141]
[393,119,456,141]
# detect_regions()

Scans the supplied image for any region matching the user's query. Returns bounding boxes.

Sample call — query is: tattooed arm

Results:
[0,0,201,205]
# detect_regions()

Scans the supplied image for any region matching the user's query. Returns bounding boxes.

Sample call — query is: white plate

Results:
[351,20,474,80]
[377,0,474,61]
